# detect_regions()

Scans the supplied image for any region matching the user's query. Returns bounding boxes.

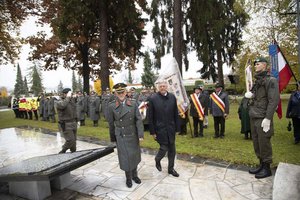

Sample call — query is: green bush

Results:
[0,97,11,107]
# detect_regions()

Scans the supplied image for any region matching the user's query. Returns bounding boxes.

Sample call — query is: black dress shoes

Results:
[155,160,162,171]
[126,179,132,188]
[132,176,141,184]
[168,169,179,177]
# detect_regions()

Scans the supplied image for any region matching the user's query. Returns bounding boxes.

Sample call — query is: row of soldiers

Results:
[11,87,156,127]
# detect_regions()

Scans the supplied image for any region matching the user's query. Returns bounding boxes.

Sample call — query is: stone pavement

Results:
[0,127,273,200]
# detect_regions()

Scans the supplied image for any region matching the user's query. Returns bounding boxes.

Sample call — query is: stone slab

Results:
[273,162,300,200]
[9,180,51,200]
[0,147,115,182]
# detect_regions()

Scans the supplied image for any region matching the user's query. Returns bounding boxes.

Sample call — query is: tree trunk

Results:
[173,0,182,75]
[81,43,90,94]
[217,48,224,87]
[99,1,110,92]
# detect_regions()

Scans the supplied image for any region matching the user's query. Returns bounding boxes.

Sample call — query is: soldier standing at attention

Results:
[56,88,78,154]
[245,57,279,179]
[88,91,101,127]
[107,83,144,188]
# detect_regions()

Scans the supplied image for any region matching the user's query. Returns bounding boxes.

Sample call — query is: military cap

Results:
[62,88,71,94]
[254,57,268,65]
[113,83,127,93]
[193,85,202,91]
[215,83,223,88]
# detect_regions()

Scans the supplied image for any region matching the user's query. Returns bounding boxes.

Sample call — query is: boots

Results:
[125,171,132,188]
[132,168,141,184]
[255,163,272,179]
[249,160,263,174]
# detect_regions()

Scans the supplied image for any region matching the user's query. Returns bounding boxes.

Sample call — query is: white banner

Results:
[245,59,253,92]
[155,58,189,117]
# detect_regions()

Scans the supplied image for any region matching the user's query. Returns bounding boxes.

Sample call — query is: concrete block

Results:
[273,162,300,200]
[51,172,72,190]
[9,180,51,200]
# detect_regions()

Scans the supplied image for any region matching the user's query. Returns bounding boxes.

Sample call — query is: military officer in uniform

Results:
[245,57,280,179]
[56,88,78,153]
[107,83,144,188]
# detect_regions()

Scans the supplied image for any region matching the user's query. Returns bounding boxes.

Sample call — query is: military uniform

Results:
[107,83,144,188]
[88,92,101,126]
[56,88,78,153]
[249,71,279,165]
[76,92,87,126]
[48,96,56,123]
[247,56,280,179]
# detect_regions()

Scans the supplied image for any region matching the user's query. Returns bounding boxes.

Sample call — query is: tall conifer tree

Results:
[29,65,43,96]
[14,64,24,97]
[141,51,155,88]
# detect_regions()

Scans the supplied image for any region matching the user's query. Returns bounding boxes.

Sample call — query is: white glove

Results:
[77,122,80,129]
[245,92,254,99]
[261,118,271,133]
[66,91,72,97]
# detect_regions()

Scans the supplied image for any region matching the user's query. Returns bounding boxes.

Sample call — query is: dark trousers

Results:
[13,109,20,118]
[250,118,272,164]
[193,117,204,136]
[49,114,56,123]
[33,110,38,120]
[155,143,176,171]
[28,111,33,120]
[125,167,138,180]
[62,129,77,152]
[213,116,225,136]
[292,118,300,142]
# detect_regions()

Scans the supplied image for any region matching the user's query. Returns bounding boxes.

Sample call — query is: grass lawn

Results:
[0,96,299,168]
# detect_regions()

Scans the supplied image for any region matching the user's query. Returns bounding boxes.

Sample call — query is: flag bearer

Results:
[245,57,279,179]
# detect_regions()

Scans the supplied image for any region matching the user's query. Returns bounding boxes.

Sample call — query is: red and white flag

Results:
[269,42,293,118]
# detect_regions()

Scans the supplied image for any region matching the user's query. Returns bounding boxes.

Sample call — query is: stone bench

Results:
[0,146,115,200]
[273,162,300,200]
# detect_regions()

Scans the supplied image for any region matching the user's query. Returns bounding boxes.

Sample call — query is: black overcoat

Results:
[148,92,180,145]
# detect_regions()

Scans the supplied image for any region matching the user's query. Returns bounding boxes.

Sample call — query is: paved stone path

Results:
[0,128,273,200]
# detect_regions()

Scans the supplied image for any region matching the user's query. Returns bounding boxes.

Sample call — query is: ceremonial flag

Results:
[245,59,253,92]
[269,42,293,119]
[155,57,189,118]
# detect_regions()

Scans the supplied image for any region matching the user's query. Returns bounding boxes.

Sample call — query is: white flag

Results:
[245,59,253,92]
[155,57,189,118]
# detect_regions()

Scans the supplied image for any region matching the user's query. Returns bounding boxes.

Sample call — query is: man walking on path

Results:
[148,80,180,177]
[107,83,144,188]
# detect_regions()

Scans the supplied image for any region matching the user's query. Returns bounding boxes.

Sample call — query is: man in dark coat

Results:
[148,80,180,177]
[107,83,144,188]
[210,83,230,138]
[189,85,209,137]
[246,56,280,179]
[56,88,78,153]
[286,81,300,144]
